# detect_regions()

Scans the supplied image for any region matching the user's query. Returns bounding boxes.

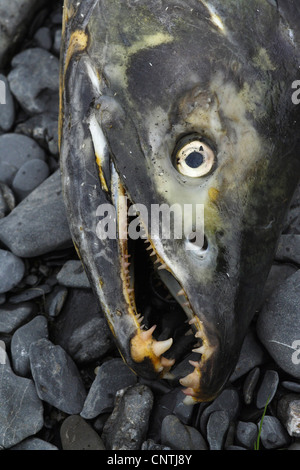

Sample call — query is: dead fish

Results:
[59,0,300,404]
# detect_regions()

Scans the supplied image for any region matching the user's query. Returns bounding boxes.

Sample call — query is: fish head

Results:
[60,0,300,402]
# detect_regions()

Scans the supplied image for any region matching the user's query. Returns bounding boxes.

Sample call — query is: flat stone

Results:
[56,260,91,289]
[261,263,298,304]
[81,358,137,419]
[8,284,52,303]
[102,384,154,450]
[258,415,290,450]
[0,301,36,334]
[0,351,44,448]
[0,74,15,131]
[12,159,50,201]
[207,410,230,450]
[29,338,87,414]
[8,48,59,115]
[161,414,207,450]
[10,437,58,450]
[276,234,300,265]
[230,329,266,382]
[60,415,105,450]
[0,249,25,294]
[200,388,240,435]
[277,394,300,438]
[45,285,68,317]
[256,370,279,409]
[257,270,300,379]
[0,170,72,258]
[11,315,48,376]
[282,381,300,393]
[235,421,258,449]
[243,367,260,405]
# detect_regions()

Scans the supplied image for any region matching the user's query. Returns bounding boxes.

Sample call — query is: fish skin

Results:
[60,0,300,402]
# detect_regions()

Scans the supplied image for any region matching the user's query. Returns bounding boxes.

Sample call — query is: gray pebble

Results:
[258,415,290,449]
[45,285,68,317]
[230,329,266,382]
[141,439,172,450]
[56,260,91,288]
[200,388,240,435]
[102,384,154,450]
[261,263,298,305]
[0,350,44,449]
[256,370,279,409]
[12,159,50,201]
[15,113,59,156]
[0,170,72,258]
[33,27,52,50]
[60,415,105,450]
[0,182,15,218]
[0,249,25,294]
[0,301,36,334]
[8,48,59,115]
[29,338,87,414]
[161,414,207,450]
[243,367,260,405]
[276,234,300,265]
[235,421,258,449]
[81,358,137,419]
[10,437,58,450]
[8,284,51,303]
[277,394,300,438]
[257,270,300,379]
[53,29,62,55]
[207,410,230,450]
[0,74,15,131]
[11,315,48,376]
[282,381,300,393]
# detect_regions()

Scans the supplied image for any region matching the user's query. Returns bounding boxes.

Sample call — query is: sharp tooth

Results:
[189,360,201,369]
[183,395,197,406]
[192,346,205,354]
[157,263,167,270]
[177,289,185,296]
[154,258,160,264]
[184,329,194,336]
[189,317,197,325]
[140,324,156,340]
[127,288,134,293]
[182,387,198,397]
[153,338,173,357]
[146,245,153,251]
[195,331,204,339]
[162,372,175,379]
[161,356,175,367]
[124,254,131,259]
[123,262,130,268]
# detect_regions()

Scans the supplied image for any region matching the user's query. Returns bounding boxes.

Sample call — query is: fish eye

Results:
[174,136,215,177]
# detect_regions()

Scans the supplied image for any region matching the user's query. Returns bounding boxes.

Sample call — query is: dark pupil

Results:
[185,151,204,169]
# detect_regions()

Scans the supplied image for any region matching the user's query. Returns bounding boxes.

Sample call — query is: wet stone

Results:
[230,329,266,382]
[29,338,87,414]
[0,302,36,334]
[12,159,50,201]
[57,260,91,289]
[11,315,48,377]
[257,270,300,379]
[0,74,15,132]
[0,182,15,218]
[200,388,240,435]
[81,358,137,419]
[141,439,172,450]
[243,367,260,405]
[235,421,258,449]
[276,234,300,265]
[0,351,44,449]
[11,437,58,450]
[9,284,51,303]
[33,27,52,50]
[258,416,291,450]
[161,414,207,451]
[256,370,279,409]
[0,249,25,294]
[207,410,230,451]
[45,285,68,317]
[102,384,154,450]
[60,415,105,450]
[277,394,300,438]
[282,381,300,393]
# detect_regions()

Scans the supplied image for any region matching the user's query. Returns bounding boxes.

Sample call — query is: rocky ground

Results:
[0,0,299,451]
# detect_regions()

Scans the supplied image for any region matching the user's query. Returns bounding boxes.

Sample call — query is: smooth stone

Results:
[33,27,52,50]
[11,315,48,376]
[282,381,300,393]
[0,182,15,218]
[0,351,44,448]
[258,415,290,450]
[0,133,45,177]
[257,270,300,379]
[277,394,300,438]
[102,384,154,450]
[206,410,230,451]
[200,388,240,435]
[60,415,105,450]
[53,288,113,364]
[141,439,172,450]
[10,437,58,450]
[81,358,137,419]
[8,48,59,115]
[8,284,51,303]
[230,329,266,381]
[243,367,260,405]
[0,170,72,258]
[0,301,36,334]
[29,338,87,414]
[0,249,25,294]
[15,113,59,156]
[261,263,298,304]
[276,234,300,265]
[161,414,207,451]
[56,260,91,289]
[256,370,279,409]
[235,421,258,449]
[0,74,15,131]
[45,285,68,317]
[12,159,50,201]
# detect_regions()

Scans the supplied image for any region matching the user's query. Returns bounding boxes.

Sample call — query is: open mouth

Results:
[116,184,216,403]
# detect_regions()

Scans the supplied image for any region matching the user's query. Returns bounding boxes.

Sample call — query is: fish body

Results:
[60,0,300,403]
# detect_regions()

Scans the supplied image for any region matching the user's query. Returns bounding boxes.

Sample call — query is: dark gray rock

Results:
[261,263,298,304]
[11,437,58,450]
[0,183,15,218]
[8,284,52,303]
[12,159,50,201]
[45,285,68,317]
[258,415,291,449]
[8,48,59,115]
[161,414,207,450]
[15,113,59,155]
[0,302,36,334]
[33,27,52,50]
[81,358,137,419]
[29,338,87,414]
[282,381,300,393]
[0,74,15,131]
[235,421,258,449]
[141,439,172,450]
[56,260,91,288]
[60,415,105,450]
[53,288,113,364]
[11,315,48,376]
[0,351,44,449]
[102,384,154,450]
[256,370,279,409]
[200,388,240,435]
[230,329,266,382]
[277,394,300,438]
[207,410,230,450]
[0,170,72,257]
[276,234,300,265]
[53,29,62,55]
[243,367,260,405]
[0,249,25,294]
[257,270,300,379]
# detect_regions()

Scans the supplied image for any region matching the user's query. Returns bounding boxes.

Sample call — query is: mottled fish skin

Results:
[60,0,300,403]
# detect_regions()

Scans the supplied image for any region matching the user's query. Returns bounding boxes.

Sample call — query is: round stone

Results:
[0,249,25,294]
[12,159,50,200]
